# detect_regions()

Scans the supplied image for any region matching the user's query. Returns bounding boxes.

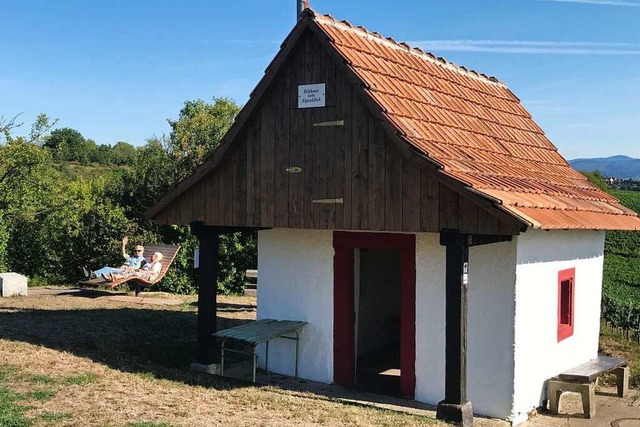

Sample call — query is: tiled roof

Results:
[312,12,640,230]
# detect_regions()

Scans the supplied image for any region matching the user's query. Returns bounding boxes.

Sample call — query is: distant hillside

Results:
[569,155,640,179]
[53,161,129,182]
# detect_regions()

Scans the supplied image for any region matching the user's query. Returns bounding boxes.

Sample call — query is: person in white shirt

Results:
[107,252,163,282]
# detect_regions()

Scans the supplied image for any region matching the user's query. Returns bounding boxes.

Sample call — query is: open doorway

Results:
[333,231,415,398]
[355,248,402,396]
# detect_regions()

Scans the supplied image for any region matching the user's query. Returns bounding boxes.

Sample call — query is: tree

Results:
[1,113,57,145]
[0,114,58,272]
[0,114,58,219]
[45,127,89,163]
[110,141,136,166]
[109,136,174,218]
[91,144,113,164]
[167,97,240,180]
[580,169,609,193]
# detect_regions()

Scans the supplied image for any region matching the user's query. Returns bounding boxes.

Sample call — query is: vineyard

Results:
[601,190,640,341]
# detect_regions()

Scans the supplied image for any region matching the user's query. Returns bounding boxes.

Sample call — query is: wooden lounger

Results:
[79,243,181,296]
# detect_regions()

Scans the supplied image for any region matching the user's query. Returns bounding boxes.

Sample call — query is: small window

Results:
[557,268,575,342]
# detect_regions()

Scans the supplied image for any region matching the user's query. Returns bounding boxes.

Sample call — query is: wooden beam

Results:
[191,221,220,365]
[437,229,473,426]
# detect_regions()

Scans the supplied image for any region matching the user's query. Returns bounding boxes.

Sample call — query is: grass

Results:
[0,365,19,382]
[127,423,178,427]
[23,390,56,401]
[2,288,635,426]
[28,375,55,385]
[0,386,32,427]
[600,321,640,388]
[0,290,444,426]
[40,412,72,422]
[63,373,100,385]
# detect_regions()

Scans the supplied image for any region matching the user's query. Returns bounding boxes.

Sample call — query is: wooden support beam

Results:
[437,229,473,426]
[191,221,221,365]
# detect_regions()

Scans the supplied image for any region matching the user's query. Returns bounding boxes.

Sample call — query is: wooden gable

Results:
[150,25,524,235]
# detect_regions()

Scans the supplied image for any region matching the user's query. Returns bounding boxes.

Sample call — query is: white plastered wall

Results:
[414,233,446,403]
[256,228,334,383]
[257,229,520,421]
[511,229,605,424]
[467,239,517,419]
[414,233,517,420]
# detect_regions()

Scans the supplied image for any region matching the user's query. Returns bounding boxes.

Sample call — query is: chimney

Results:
[297,0,309,20]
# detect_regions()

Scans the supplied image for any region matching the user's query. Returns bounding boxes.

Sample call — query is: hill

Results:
[569,155,640,179]
[53,161,129,181]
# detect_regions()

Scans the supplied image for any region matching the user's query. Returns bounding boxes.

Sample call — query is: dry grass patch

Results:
[0,288,444,427]
[600,322,640,388]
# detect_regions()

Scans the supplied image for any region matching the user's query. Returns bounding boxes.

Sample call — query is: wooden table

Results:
[214,319,307,382]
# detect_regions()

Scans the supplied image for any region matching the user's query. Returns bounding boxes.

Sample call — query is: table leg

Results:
[294,331,300,378]
[253,348,257,382]
[266,340,270,372]
[221,339,226,377]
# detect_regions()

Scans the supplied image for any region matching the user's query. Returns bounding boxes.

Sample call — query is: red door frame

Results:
[333,231,416,398]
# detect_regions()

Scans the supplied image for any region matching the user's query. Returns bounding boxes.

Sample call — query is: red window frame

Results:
[557,268,575,342]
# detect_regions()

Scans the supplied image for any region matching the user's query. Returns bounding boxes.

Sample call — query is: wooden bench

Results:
[79,244,180,296]
[244,269,258,297]
[547,356,629,418]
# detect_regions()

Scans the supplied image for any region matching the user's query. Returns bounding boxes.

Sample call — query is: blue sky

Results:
[1,0,638,159]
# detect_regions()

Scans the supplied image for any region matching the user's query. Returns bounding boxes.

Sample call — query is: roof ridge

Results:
[314,12,506,88]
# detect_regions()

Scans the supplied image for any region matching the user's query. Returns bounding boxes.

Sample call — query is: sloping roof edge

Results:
[146,9,640,232]
[145,8,529,230]
[145,12,316,220]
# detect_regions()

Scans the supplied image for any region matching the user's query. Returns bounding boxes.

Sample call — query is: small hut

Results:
[146,8,640,425]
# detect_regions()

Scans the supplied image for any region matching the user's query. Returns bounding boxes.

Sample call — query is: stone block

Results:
[0,272,28,297]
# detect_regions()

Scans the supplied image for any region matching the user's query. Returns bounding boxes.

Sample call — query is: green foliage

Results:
[40,412,72,422]
[612,189,640,213]
[7,179,131,283]
[0,218,9,272]
[167,97,240,180]
[601,189,640,336]
[43,126,137,167]
[602,255,640,331]
[0,103,256,294]
[45,127,89,163]
[28,375,55,384]
[579,169,609,192]
[109,137,175,219]
[0,387,32,427]
[0,139,56,220]
[111,141,137,166]
[63,373,99,385]
[218,232,258,295]
[0,366,18,382]
[126,423,177,427]
[23,389,56,401]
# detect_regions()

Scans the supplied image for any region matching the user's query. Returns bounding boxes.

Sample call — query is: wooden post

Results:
[437,229,473,426]
[191,221,220,365]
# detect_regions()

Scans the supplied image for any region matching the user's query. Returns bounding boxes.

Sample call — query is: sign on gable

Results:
[298,83,326,108]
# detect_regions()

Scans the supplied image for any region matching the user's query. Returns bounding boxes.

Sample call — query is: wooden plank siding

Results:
[154,29,521,236]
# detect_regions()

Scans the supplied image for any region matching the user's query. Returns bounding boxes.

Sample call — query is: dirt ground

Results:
[0,287,444,427]
[1,287,638,427]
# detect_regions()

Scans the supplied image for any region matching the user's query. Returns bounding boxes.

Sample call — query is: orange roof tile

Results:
[312,12,640,231]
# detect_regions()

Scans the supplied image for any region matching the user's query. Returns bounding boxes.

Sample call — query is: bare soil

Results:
[0,287,441,427]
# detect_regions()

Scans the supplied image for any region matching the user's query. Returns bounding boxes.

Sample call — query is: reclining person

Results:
[106,252,163,282]
[83,237,146,280]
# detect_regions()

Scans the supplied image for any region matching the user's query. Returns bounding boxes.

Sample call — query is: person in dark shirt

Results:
[83,236,146,280]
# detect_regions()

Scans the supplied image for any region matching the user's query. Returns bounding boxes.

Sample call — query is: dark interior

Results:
[355,248,402,396]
